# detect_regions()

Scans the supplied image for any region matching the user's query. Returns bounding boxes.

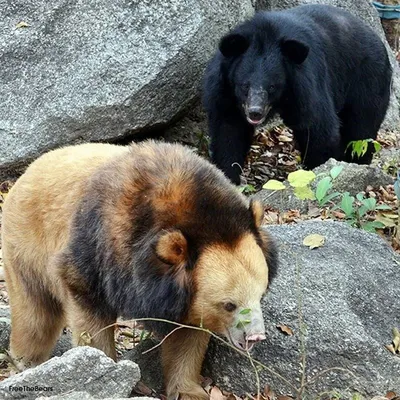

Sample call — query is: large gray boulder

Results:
[0,347,140,399]
[0,0,253,178]
[255,0,400,131]
[204,221,400,398]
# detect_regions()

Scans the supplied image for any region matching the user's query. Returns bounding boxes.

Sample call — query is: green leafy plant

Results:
[263,165,395,234]
[263,165,343,206]
[335,191,391,232]
[239,184,256,195]
[346,138,381,159]
[236,308,252,329]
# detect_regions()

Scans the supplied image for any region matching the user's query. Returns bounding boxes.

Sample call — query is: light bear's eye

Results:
[224,302,237,312]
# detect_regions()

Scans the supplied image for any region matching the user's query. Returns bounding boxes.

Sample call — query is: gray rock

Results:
[255,0,400,131]
[0,346,140,399]
[38,393,152,400]
[254,185,308,213]
[312,159,394,195]
[204,221,400,398]
[373,147,400,176]
[123,338,163,393]
[0,0,254,178]
[0,317,11,353]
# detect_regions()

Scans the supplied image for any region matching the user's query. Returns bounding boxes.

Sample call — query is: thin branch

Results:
[246,349,261,399]
[141,326,184,355]
[90,317,297,391]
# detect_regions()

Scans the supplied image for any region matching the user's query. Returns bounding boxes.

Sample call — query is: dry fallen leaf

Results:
[225,393,241,400]
[385,391,398,399]
[386,344,396,354]
[134,381,154,396]
[385,328,400,355]
[210,386,226,400]
[392,328,400,352]
[371,397,390,400]
[303,233,325,249]
[201,376,213,394]
[15,21,30,28]
[307,205,321,218]
[78,331,92,345]
[263,384,275,399]
[277,324,294,336]
[277,135,292,143]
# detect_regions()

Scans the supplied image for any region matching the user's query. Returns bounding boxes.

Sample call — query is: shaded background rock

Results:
[204,221,400,397]
[255,0,400,131]
[0,0,253,179]
[123,339,163,393]
[0,347,139,399]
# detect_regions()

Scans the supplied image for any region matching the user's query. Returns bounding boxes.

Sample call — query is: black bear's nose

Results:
[247,107,264,122]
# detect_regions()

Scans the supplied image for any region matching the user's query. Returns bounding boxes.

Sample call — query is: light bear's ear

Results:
[280,39,309,64]
[155,230,188,266]
[154,229,191,288]
[219,33,250,58]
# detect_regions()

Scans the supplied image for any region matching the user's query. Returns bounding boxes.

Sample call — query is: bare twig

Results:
[89,316,358,397]
[295,256,307,400]
[90,317,296,391]
[246,349,261,399]
[141,326,184,355]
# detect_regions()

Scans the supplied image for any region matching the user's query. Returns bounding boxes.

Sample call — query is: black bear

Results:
[203,4,392,184]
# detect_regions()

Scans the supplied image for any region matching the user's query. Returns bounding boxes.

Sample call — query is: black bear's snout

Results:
[247,107,264,122]
[245,88,269,125]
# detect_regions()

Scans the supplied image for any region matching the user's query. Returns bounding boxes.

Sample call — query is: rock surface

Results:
[0,0,253,178]
[0,347,140,399]
[204,221,400,397]
[312,159,394,194]
[255,0,400,130]
[38,393,153,400]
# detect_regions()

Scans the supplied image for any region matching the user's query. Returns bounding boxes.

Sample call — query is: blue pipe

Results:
[372,1,400,19]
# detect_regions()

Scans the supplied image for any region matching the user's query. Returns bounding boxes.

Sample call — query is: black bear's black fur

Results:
[203,4,392,184]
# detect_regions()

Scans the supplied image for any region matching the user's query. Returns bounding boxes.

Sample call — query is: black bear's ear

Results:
[249,198,264,229]
[280,39,309,64]
[219,33,250,58]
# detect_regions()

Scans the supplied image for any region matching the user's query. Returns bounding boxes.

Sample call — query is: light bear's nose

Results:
[246,333,266,343]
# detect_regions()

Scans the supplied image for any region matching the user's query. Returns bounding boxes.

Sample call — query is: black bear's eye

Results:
[268,84,275,93]
[242,83,250,93]
[224,302,237,312]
